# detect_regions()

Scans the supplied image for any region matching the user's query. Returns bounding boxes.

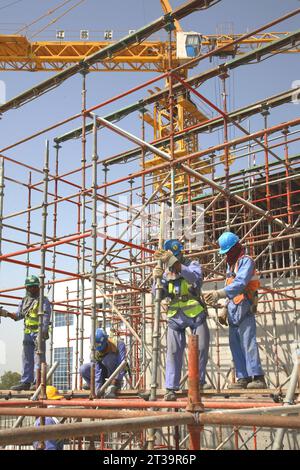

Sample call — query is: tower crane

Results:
[0,0,298,197]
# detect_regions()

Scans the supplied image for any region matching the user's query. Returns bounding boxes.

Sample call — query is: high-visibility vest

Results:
[24,300,40,334]
[167,278,204,318]
[226,255,260,305]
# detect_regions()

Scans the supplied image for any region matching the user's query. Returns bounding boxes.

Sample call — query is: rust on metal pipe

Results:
[198,413,300,429]
[0,407,169,419]
[186,335,203,412]
[186,334,203,450]
[0,412,299,447]
[0,413,194,446]
[0,399,282,409]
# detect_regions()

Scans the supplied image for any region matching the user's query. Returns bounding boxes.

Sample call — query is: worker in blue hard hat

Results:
[80,328,126,398]
[153,239,211,401]
[0,275,52,392]
[203,232,266,389]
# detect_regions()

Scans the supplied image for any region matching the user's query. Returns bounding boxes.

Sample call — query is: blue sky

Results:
[0,0,299,375]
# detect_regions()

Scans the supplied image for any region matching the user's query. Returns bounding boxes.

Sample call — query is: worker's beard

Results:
[26,289,39,299]
[226,242,244,267]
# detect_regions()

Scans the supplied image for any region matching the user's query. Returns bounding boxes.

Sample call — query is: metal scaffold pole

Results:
[147,201,165,450]
[12,361,59,429]
[79,69,88,389]
[0,158,4,265]
[50,142,60,370]
[272,349,300,450]
[36,140,49,387]
[89,115,99,398]
[102,163,109,332]
[25,171,32,278]
[0,2,300,451]
[262,108,280,388]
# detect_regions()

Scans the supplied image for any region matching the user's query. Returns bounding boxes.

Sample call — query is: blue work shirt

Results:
[113,340,127,382]
[33,417,64,450]
[15,296,52,333]
[153,259,203,299]
[96,339,127,383]
[224,256,255,326]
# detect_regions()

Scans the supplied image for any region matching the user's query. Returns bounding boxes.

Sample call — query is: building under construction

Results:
[0,0,299,451]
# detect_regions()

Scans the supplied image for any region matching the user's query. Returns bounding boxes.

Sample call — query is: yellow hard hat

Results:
[46,385,63,400]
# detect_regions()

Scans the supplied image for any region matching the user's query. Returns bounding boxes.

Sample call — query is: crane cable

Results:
[30,0,88,39]
[14,0,74,35]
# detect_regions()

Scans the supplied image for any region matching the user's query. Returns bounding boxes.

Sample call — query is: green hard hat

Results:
[25,275,40,287]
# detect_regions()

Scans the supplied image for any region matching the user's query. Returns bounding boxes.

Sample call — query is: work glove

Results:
[218,306,228,327]
[42,330,49,341]
[203,289,227,306]
[154,250,178,269]
[152,266,164,279]
[104,384,118,399]
[250,294,258,315]
[0,308,9,318]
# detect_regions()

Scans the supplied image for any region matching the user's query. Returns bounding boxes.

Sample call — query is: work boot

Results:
[82,383,90,391]
[138,391,151,401]
[199,383,213,391]
[10,382,31,391]
[164,389,177,401]
[247,376,267,389]
[30,383,36,391]
[104,385,118,399]
[227,378,252,389]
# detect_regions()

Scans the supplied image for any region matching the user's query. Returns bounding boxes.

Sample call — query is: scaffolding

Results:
[0,0,300,451]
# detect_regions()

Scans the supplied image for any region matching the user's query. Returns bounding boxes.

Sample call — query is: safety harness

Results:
[226,255,260,305]
[24,299,40,334]
[167,277,204,318]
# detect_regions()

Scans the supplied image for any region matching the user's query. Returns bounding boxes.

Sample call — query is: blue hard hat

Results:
[163,239,183,256]
[95,328,109,352]
[218,232,239,255]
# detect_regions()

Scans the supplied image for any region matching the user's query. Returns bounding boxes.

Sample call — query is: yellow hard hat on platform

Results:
[46,385,63,400]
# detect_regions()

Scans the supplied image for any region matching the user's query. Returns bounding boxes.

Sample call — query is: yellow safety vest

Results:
[24,300,39,334]
[167,278,204,318]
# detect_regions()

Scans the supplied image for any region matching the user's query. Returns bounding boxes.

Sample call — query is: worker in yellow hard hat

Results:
[33,385,65,450]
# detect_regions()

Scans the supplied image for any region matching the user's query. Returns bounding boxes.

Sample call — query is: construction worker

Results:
[33,385,65,451]
[0,275,51,391]
[80,328,126,398]
[203,232,266,389]
[154,239,210,401]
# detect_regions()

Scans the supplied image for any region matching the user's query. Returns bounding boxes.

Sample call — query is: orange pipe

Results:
[187,335,203,450]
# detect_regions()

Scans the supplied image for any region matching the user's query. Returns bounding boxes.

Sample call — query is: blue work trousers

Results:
[165,310,209,390]
[229,313,264,379]
[80,353,120,393]
[21,333,46,384]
